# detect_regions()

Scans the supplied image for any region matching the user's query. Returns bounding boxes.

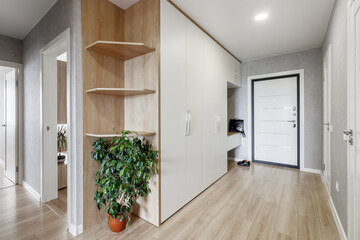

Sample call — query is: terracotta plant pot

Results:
[108,214,128,233]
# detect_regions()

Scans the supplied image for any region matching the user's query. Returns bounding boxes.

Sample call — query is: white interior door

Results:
[4,69,18,184]
[348,1,360,238]
[323,46,332,194]
[355,1,360,237]
[253,76,299,167]
[42,54,58,202]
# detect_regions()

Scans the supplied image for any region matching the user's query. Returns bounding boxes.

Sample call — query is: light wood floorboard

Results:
[0,162,340,240]
[46,188,67,222]
[0,160,14,189]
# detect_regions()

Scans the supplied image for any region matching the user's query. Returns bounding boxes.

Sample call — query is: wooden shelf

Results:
[86,88,156,96]
[86,41,155,60]
[228,132,241,136]
[86,131,156,139]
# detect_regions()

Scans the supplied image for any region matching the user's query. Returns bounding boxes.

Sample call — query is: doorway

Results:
[251,74,300,168]
[247,70,305,170]
[0,66,18,189]
[323,44,332,194]
[40,29,71,225]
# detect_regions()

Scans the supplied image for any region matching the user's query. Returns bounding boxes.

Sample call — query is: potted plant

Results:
[57,125,67,162]
[91,130,158,232]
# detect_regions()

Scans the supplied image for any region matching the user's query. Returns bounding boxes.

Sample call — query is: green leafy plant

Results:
[91,130,158,227]
[57,125,67,155]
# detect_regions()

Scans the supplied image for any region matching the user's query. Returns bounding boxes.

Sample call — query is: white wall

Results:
[228,48,323,170]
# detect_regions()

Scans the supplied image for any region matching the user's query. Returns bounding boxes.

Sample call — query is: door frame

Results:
[251,74,300,169]
[40,29,72,226]
[0,60,23,185]
[247,69,305,170]
[323,44,332,195]
[347,0,359,238]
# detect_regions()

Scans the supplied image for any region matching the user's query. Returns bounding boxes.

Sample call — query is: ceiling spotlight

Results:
[255,13,269,21]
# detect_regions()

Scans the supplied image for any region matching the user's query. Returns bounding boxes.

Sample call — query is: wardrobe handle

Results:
[216,116,221,133]
[184,112,189,136]
[188,111,192,136]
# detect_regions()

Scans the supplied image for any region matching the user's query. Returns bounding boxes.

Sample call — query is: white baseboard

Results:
[68,223,83,236]
[22,181,41,202]
[301,167,322,174]
[329,197,347,240]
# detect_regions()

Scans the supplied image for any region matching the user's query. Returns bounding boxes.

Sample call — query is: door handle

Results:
[324,122,330,126]
[1,124,6,127]
[287,120,296,123]
[343,129,353,145]
[216,116,221,133]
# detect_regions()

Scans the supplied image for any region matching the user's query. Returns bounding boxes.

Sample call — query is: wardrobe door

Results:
[185,21,205,201]
[204,39,222,187]
[160,0,187,222]
[217,49,228,177]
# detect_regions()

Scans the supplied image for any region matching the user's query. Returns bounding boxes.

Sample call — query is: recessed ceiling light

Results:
[255,13,269,21]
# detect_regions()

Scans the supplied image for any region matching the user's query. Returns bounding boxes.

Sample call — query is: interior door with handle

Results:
[252,75,300,168]
[323,45,332,194]
[4,69,18,184]
[347,1,360,238]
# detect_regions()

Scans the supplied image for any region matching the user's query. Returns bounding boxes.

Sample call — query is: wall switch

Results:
[335,181,340,192]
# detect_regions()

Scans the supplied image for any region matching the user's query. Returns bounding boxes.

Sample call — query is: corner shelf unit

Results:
[86,88,156,96]
[86,131,156,139]
[86,41,155,60]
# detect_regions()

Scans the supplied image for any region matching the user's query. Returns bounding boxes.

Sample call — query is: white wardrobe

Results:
[160,0,242,222]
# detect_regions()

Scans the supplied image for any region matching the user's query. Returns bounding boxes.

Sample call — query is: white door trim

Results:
[323,44,332,195]
[347,0,359,239]
[40,28,73,231]
[0,60,23,185]
[247,69,305,170]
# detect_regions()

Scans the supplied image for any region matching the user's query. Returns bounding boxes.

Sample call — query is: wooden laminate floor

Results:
[0,186,72,240]
[0,160,14,189]
[0,162,340,240]
[46,188,67,222]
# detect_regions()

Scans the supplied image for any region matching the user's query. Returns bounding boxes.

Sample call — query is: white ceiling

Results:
[109,0,140,10]
[172,0,335,61]
[0,0,58,39]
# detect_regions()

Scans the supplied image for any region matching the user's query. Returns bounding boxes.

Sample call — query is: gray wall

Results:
[23,0,83,228]
[0,34,23,64]
[322,0,348,233]
[228,48,323,170]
